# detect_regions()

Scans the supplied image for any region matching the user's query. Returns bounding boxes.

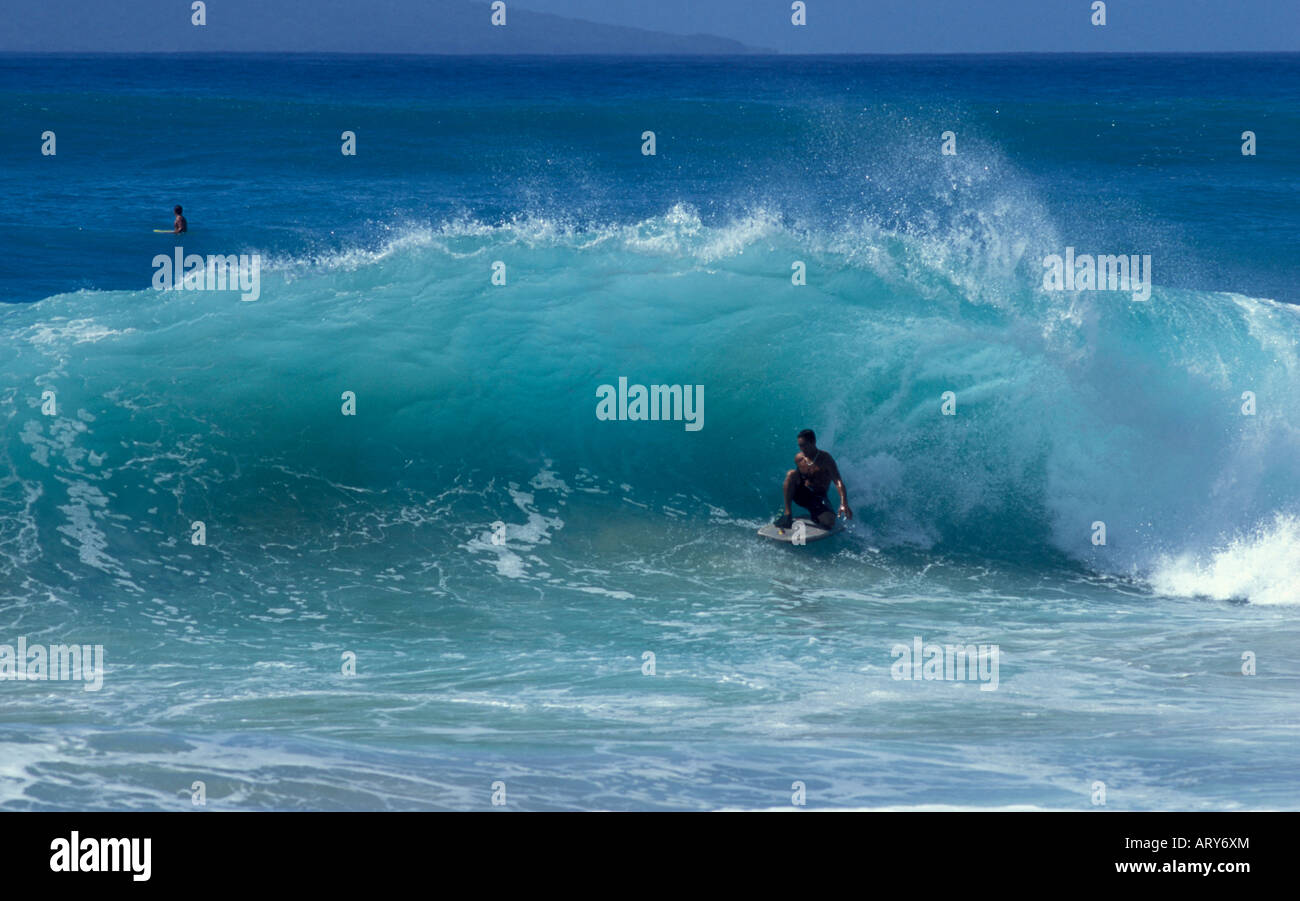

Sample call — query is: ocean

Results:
[1,53,1298,810]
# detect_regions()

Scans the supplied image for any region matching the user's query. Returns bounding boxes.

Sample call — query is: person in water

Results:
[172,205,187,234]
[774,429,852,529]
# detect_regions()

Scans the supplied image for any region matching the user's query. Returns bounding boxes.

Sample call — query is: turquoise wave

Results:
[3,207,1298,604]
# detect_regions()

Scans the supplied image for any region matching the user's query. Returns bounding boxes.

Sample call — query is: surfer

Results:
[172,205,187,234]
[774,429,852,529]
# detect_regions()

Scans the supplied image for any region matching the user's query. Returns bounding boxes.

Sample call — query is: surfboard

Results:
[152,229,174,233]
[757,517,839,544]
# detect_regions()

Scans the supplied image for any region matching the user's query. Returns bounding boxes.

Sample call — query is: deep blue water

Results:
[1,54,1298,810]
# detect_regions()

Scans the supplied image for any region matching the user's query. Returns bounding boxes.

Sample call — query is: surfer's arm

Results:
[829,459,852,518]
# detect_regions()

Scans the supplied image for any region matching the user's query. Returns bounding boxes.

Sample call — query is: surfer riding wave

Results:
[774,429,852,529]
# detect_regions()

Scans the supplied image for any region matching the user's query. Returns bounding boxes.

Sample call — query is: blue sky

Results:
[507,0,1300,52]
[6,0,1299,53]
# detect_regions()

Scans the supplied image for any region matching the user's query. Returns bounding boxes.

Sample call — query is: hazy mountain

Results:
[4,0,764,53]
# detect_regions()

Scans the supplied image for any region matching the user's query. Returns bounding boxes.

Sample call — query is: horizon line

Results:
[5,49,1298,57]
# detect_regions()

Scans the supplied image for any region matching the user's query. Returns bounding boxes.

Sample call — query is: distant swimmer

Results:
[172,205,187,234]
[773,429,852,530]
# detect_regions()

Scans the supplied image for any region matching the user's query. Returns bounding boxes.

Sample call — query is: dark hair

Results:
[797,429,816,444]
[173,205,183,214]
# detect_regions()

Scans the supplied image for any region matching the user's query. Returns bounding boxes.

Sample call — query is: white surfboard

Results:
[757,517,839,544]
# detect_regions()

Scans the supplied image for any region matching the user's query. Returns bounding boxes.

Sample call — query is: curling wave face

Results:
[3,206,1299,605]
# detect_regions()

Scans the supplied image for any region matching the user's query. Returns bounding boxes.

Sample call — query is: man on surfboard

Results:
[172,205,187,234]
[773,429,851,530]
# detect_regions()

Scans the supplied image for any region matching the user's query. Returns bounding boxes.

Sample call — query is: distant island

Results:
[6,0,767,54]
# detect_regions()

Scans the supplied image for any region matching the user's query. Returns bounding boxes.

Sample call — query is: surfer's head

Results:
[174,205,183,215]
[797,428,816,451]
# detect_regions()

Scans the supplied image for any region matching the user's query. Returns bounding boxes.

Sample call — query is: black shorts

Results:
[793,483,832,520]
